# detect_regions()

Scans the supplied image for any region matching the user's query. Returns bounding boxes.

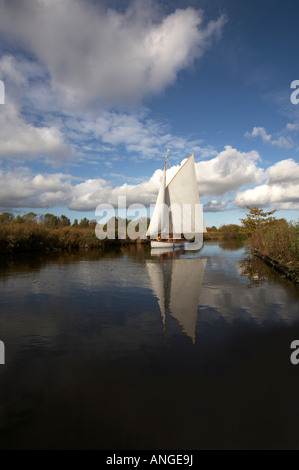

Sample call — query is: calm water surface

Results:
[0,241,299,449]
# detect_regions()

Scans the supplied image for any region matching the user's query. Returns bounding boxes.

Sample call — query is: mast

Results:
[146,150,169,238]
[164,149,169,172]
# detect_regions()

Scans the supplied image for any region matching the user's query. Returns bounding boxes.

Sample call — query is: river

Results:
[0,241,298,449]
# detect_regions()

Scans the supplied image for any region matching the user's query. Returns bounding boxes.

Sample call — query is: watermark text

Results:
[95,197,205,240]
[290,80,299,104]
[0,80,4,104]
[290,340,299,365]
[0,340,5,365]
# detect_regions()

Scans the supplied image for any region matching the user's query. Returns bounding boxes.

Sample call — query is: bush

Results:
[251,220,299,280]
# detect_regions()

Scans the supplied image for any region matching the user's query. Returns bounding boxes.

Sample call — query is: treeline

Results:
[204,224,244,240]
[0,212,137,254]
[0,211,96,229]
[0,210,245,254]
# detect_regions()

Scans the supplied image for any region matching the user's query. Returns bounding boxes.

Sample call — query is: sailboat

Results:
[146,151,206,249]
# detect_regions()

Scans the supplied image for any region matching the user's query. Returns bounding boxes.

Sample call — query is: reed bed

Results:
[251,221,299,282]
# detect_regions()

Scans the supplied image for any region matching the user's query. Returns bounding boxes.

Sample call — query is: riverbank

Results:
[0,218,243,255]
[253,250,298,284]
[250,221,299,284]
[0,222,148,255]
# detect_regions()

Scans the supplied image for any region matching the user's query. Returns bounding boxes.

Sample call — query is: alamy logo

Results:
[0,80,4,104]
[290,340,299,365]
[0,340,4,365]
[94,196,205,240]
[290,80,299,105]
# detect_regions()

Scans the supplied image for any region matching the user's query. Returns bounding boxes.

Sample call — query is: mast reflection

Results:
[147,251,207,343]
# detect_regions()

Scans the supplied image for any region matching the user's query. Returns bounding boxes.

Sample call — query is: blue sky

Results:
[0,0,298,227]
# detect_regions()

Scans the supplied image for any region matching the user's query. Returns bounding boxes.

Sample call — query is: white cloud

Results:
[0,55,27,87]
[245,126,293,149]
[245,126,272,143]
[0,102,70,162]
[267,158,299,184]
[286,123,299,132]
[203,200,229,212]
[194,146,264,196]
[0,169,73,209]
[0,147,266,211]
[0,0,226,105]
[234,184,299,210]
[0,58,212,165]
[72,110,210,161]
[0,54,72,162]
[3,149,297,213]
[234,158,299,210]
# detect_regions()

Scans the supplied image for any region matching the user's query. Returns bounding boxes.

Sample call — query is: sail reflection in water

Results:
[147,254,207,343]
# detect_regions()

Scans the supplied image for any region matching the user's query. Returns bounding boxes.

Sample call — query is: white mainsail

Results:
[165,153,206,236]
[147,152,206,239]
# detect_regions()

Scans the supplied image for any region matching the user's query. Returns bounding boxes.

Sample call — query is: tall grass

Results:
[251,220,299,281]
[0,222,103,254]
[0,220,149,255]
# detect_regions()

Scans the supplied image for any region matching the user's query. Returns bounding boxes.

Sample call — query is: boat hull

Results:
[150,237,203,251]
[151,240,185,248]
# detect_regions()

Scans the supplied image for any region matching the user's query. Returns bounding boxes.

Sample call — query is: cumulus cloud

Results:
[0,3,224,165]
[203,200,229,212]
[234,158,299,210]
[0,167,163,211]
[245,126,293,149]
[0,53,215,164]
[0,102,71,162]
[69,169,165,210]
[0,54,71,163]
[0,0,226,105]
[0,147,267,211]
[267,158,299,184]
[194,146,264,195]
[0,55,27,87]
[0,169,73,209]
[245,126,271,143]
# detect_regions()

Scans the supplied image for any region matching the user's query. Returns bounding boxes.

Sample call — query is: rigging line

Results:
[166,152,194,188]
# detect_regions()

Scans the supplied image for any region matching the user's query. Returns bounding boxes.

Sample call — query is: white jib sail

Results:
[146,168,167,238]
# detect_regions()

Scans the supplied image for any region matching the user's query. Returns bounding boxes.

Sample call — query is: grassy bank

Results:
[0,222,147,255]
[250,221,299,283]
[0,212,246,255]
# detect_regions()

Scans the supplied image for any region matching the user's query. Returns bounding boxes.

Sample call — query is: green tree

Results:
[240,206,277,237]
[23,212,37,223]
[59,215,71,226]
[219,224,241,239]
[42,213,59,227]
[15,215,24,224]
[207,226,217,232]
[0,212,14,222]
[78,217,90,228]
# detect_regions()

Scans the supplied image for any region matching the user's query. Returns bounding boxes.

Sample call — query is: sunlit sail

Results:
[147,151,206,250]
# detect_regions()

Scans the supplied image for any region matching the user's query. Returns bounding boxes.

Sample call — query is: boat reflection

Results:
[146,254,207,343]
